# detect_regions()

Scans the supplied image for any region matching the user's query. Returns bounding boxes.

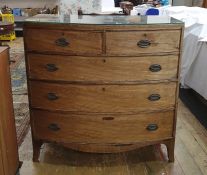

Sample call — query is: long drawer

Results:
[29,81,176,113]
[106,30,181,56]
[31,109,174,143]
[27,54,178,82]
[24,29,103,55]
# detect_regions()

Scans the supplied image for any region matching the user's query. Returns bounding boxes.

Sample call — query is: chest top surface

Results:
[24,14,183,26]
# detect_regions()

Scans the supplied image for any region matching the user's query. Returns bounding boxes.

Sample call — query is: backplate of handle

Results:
[148,94,161,101]
[137,39,151,48]
[149,64,162,72]
[55,38,69,47]
[48,123,60,131]
[146,124,158,131]
[45,64,58,72]
[47,93,59,101]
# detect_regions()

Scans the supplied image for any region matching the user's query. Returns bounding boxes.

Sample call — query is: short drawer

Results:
[29,81,176,113]
[106,30,181,56]
[27,54,178,82]
[24,29,103,55]
[32,110,174,143]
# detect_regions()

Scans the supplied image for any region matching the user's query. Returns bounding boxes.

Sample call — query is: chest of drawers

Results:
[23,15,183,162]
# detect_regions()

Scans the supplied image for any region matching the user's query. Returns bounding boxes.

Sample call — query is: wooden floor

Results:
[18,100,207,175]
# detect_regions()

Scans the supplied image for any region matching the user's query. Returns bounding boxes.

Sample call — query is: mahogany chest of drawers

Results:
[23,15,183,162]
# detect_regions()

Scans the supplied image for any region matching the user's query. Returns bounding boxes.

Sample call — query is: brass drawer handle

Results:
[146,124,158,131]
[149,64,162,72]
[48,123,60,131]
[55,38,69,47]
[137,39,151,48]
[45,64,58,72]
[148,94,161,101]
[47,93,59,101]
[102,117,114,121]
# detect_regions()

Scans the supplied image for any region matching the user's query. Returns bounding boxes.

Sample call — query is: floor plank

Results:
[175,134,203,175]
[178,101,207,154]
[160,145,185,175]
[178,113,207,174]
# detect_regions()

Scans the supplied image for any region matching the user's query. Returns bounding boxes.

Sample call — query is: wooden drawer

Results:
[29,81,176,113]
[106,30,181,56]
[24,29,103,55]
[32,110,174,143]
[27,54,178,82]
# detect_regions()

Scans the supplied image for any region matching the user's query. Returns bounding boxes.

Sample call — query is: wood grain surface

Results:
[29,81,176,113]
[19,100,207,175]
[106,30,181,56]
[0,47,19,175]
[24,29,103,55]
[27,54,179,82]
[23,21,183,160]
[32,109,174,144]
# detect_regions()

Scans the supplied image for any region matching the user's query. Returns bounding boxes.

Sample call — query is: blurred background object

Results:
[0,14,16,41]
[1,5,13,14]
[120,1,134,14]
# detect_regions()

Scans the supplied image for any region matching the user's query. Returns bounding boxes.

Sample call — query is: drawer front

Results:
[106,30,181,56]
[27,54,178,82]
[24,29,103,55]
[32,110,174,143]
[29,81,176,113]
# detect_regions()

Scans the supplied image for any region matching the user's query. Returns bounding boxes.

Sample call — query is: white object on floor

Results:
[101,0,114,9]
[101,0,122,13]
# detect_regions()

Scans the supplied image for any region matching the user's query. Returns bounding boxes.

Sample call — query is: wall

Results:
[59,0,102,14]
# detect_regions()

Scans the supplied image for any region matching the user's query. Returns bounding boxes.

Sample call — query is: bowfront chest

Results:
[23,15,184,162]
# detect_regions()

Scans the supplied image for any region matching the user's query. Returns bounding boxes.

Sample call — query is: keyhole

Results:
[102,87,106,91]
[102,59,106,63]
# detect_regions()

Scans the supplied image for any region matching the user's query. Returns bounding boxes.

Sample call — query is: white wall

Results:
[59,0,101,14]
